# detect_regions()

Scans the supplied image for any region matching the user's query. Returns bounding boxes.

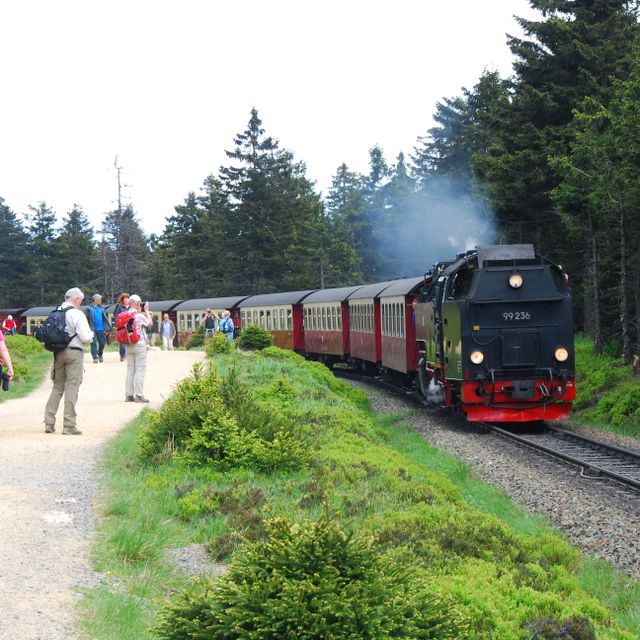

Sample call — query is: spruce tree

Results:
[0,202,32,306]
[26,202,59,305]
[218,108,324,293]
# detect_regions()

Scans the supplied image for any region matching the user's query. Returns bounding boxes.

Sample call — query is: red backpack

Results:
[116,309,141,344]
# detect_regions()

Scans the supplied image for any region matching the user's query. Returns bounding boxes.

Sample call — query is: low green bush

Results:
[205,332,233,356]
[137,363,222,462]
[154,511,468,640]
[184,324,204,349]
[235,324,272,350]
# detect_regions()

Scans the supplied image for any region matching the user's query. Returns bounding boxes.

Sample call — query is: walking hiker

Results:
[161,313,176,351]
[43,287,94,435]
[86,293,111,363]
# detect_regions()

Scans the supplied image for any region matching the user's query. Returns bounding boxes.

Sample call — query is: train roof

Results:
[378,276,425,297]
[348,280,405,300]
[0,307,27,315]
[303,285,364,303]
[239,290,317,307]
[104,300,184,313]
[173,296,250,311]
[23,306,56,316]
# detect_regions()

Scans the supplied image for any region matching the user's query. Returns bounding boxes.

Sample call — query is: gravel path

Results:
[0,349,202,640]
[353,383,640,580]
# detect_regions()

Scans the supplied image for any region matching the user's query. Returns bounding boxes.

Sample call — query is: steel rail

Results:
[486,425,640,491]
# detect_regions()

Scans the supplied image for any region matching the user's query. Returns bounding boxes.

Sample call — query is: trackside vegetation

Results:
[572,335,640,437]
[83,346,639,640]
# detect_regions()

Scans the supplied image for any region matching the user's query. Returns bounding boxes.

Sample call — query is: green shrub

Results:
[5,334,44,355]
[154,512,468,640]
[137,364,222,462]
[184,324,204,349]
[235,324,273,350]
[205,332,233,356]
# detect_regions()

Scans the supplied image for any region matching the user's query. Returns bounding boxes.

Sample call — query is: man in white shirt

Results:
[43,287,94,435]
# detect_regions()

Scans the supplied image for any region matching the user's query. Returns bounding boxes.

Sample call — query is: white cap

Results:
[129,294,142,303]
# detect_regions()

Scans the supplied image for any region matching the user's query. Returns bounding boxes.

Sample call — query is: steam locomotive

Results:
[414,244,574,422]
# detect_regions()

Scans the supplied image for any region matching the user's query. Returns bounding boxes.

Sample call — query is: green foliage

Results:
[235,323,273,350]
[137,363,222,462]
[573,335,640,432]
[184,324,204,349]
[205,331,233,356]
[3,334,45,382]
[154,511,468,640]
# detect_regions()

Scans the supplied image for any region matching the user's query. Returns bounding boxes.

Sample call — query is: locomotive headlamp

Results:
[470,350,484,365]
[554,347,569,362]
[508,273,524,289]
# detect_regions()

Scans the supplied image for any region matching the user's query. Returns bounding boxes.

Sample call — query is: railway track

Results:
[334,369,640,492]
[486,424,640,491]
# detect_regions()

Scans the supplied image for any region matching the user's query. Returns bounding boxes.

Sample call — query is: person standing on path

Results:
[161,313,176,351]
[43,287,94,435]
[86,293,111,363]
[125,294,152,403]
[114,292,130,362]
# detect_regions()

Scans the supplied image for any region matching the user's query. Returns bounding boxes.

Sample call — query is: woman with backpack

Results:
[114,292,130,362]
[123,295,152,403]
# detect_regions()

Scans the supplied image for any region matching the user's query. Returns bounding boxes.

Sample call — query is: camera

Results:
[0,366,9,392]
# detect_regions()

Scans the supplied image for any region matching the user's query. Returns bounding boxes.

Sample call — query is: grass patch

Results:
[82,349,640,640]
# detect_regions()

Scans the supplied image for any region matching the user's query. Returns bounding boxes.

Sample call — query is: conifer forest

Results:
[2,1,640,362]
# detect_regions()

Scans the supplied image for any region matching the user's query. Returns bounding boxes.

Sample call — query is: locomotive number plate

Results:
[503,311,532,321]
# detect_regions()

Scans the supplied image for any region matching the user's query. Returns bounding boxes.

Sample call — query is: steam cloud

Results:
[371,176,496,279]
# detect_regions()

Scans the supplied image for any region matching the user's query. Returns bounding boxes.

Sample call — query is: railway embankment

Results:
[80,348,638,640]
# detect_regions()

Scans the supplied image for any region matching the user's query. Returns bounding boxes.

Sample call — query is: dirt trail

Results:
[0,348,203,640]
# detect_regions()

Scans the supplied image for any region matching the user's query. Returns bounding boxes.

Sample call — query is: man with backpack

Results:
[218,309,235,343]
[43,287,94,435]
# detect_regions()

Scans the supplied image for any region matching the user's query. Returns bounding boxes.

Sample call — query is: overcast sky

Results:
[1,0,538,236]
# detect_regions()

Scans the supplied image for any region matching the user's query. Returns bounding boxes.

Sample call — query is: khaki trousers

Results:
[125,341,148,397]
[44,347,85,429]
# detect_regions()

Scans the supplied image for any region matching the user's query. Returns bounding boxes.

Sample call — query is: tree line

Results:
[1,0,639,361]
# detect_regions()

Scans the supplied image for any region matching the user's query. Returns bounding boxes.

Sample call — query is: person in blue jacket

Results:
[86,294,111,363]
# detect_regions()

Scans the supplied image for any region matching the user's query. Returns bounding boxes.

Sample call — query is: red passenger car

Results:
[348,281,398,372]
[302,285,363,364]
[239,290,316,351]
[378,277,426,376]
